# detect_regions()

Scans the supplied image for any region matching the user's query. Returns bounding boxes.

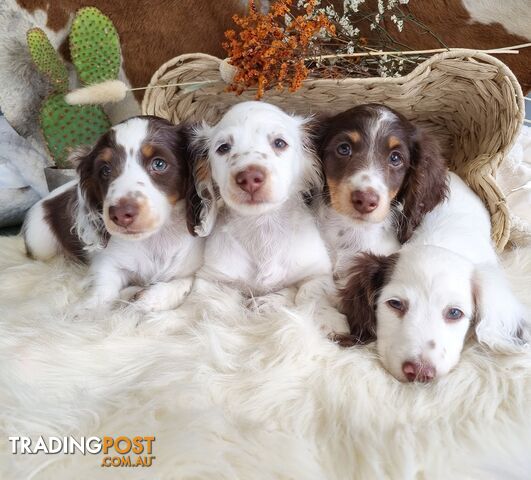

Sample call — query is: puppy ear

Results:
[297,115,324,194]
[185,122,218,237]
[472,263,528,352]
[339,252,398,344]
[396,129,449,243]
[73,146,108,250]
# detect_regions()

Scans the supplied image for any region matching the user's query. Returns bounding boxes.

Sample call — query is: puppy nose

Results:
[352,189,379,214]
[235,166,265,194]
[402,361,436,383]
[109,200,139,227]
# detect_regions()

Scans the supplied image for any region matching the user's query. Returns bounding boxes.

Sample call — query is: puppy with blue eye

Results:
[186,101,348,335]
[23,116,204,312]
[315,103,448,279]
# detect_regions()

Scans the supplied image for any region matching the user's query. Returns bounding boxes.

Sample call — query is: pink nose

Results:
[108,200,139,227]
[235,166,266,194]
[352,189,379,214]
[402,361,436,383]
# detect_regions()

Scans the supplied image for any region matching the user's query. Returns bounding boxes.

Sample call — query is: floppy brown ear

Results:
[304,113,333,205]
[183,123,218,237]
[72,145,109,248]
[396,129,449,243]
[339,252,399,344]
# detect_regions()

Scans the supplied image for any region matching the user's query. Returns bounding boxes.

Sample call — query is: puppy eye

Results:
[337,143,351,156]
[386,298,405,312]
[389,151,403,167]
[216,143,231,154]
[151,157,167,172]
[444,307,464,322]
[273,138,287,149]
[100,164,111,178]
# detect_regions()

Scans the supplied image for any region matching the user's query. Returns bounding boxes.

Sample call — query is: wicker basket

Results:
[142,50,525,251]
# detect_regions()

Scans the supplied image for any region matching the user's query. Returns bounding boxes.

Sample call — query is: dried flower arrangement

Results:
[222,0,519,98]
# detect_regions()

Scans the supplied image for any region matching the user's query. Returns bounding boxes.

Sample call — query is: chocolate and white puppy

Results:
[315,104,448,278]
[23,116,204,311]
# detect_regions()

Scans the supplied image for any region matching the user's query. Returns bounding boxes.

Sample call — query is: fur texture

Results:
[0,235,531,478]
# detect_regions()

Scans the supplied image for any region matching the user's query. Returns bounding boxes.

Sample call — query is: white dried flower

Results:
[378,0,385,14]
[387,0,398,9]
[343,0,365,14]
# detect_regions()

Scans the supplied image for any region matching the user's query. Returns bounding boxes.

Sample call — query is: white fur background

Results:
[1,235,530,479]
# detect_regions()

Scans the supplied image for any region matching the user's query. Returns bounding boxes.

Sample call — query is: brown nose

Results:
[352,189,379,214]
[235,166,266,194]
[108,200,139,227]
[402,361,436,383]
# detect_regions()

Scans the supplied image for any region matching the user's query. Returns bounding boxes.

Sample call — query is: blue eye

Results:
[389,151,403,167]
[100,164,111,178]
[386,298,405,312]
[217,143,231,154]
[445,307,464,322]
[337,143,351,156]
[273,138,287,149]
[151,157,167,172]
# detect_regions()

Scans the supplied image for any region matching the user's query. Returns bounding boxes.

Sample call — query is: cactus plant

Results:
[70,7,121,86]
[27,28,69,93]
[26,7,121,168]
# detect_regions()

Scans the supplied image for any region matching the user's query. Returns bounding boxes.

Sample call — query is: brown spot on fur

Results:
[141,144,154,158]
[428,340,436,349]
[388,136,401,149]
[42,186,87,263]
[348,131,361,143]
[339,252,399,344]
[195,158,211,184]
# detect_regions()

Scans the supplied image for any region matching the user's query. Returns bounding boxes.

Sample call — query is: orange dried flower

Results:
[223,0,334,98]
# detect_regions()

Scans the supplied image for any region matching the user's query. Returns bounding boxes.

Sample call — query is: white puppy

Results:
[187,101,348,334]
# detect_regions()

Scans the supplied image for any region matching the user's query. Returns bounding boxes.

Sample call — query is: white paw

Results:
[315,305,350,336]
[246,288,296,313]
[131,280,193,312]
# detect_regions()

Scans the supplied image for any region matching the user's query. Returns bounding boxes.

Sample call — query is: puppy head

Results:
[374,246,474,382]
[317,104,447,239]
[343,246,527,382]
[76,116,189,240]
[191,101,321,218]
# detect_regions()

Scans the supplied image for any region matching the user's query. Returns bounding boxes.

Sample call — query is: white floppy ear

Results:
[472,263,528,352]
[186,122,218,237]
[296,115,323,193]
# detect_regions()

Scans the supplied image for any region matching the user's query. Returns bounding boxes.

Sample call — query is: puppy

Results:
[340,172,528,382]
[23,116,204,311]
[187,101,348,334]
[315,103,448,278]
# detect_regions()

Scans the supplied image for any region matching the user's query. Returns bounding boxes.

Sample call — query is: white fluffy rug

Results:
[1,235,531,479]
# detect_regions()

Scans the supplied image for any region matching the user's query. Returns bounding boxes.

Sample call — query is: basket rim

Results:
[143,48,524,159]
[142,49,526,251]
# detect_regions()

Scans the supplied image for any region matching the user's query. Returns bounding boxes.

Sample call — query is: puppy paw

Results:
[131,279,193,312]
[246,288,296,313]
[315,306,350,337]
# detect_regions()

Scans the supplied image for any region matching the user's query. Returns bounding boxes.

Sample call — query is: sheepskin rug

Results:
[1,235,531,480]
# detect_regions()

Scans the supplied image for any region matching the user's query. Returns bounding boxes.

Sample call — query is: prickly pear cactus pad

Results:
[40,93,110,168]
[70,7,121,86]
[27,28,69,92]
